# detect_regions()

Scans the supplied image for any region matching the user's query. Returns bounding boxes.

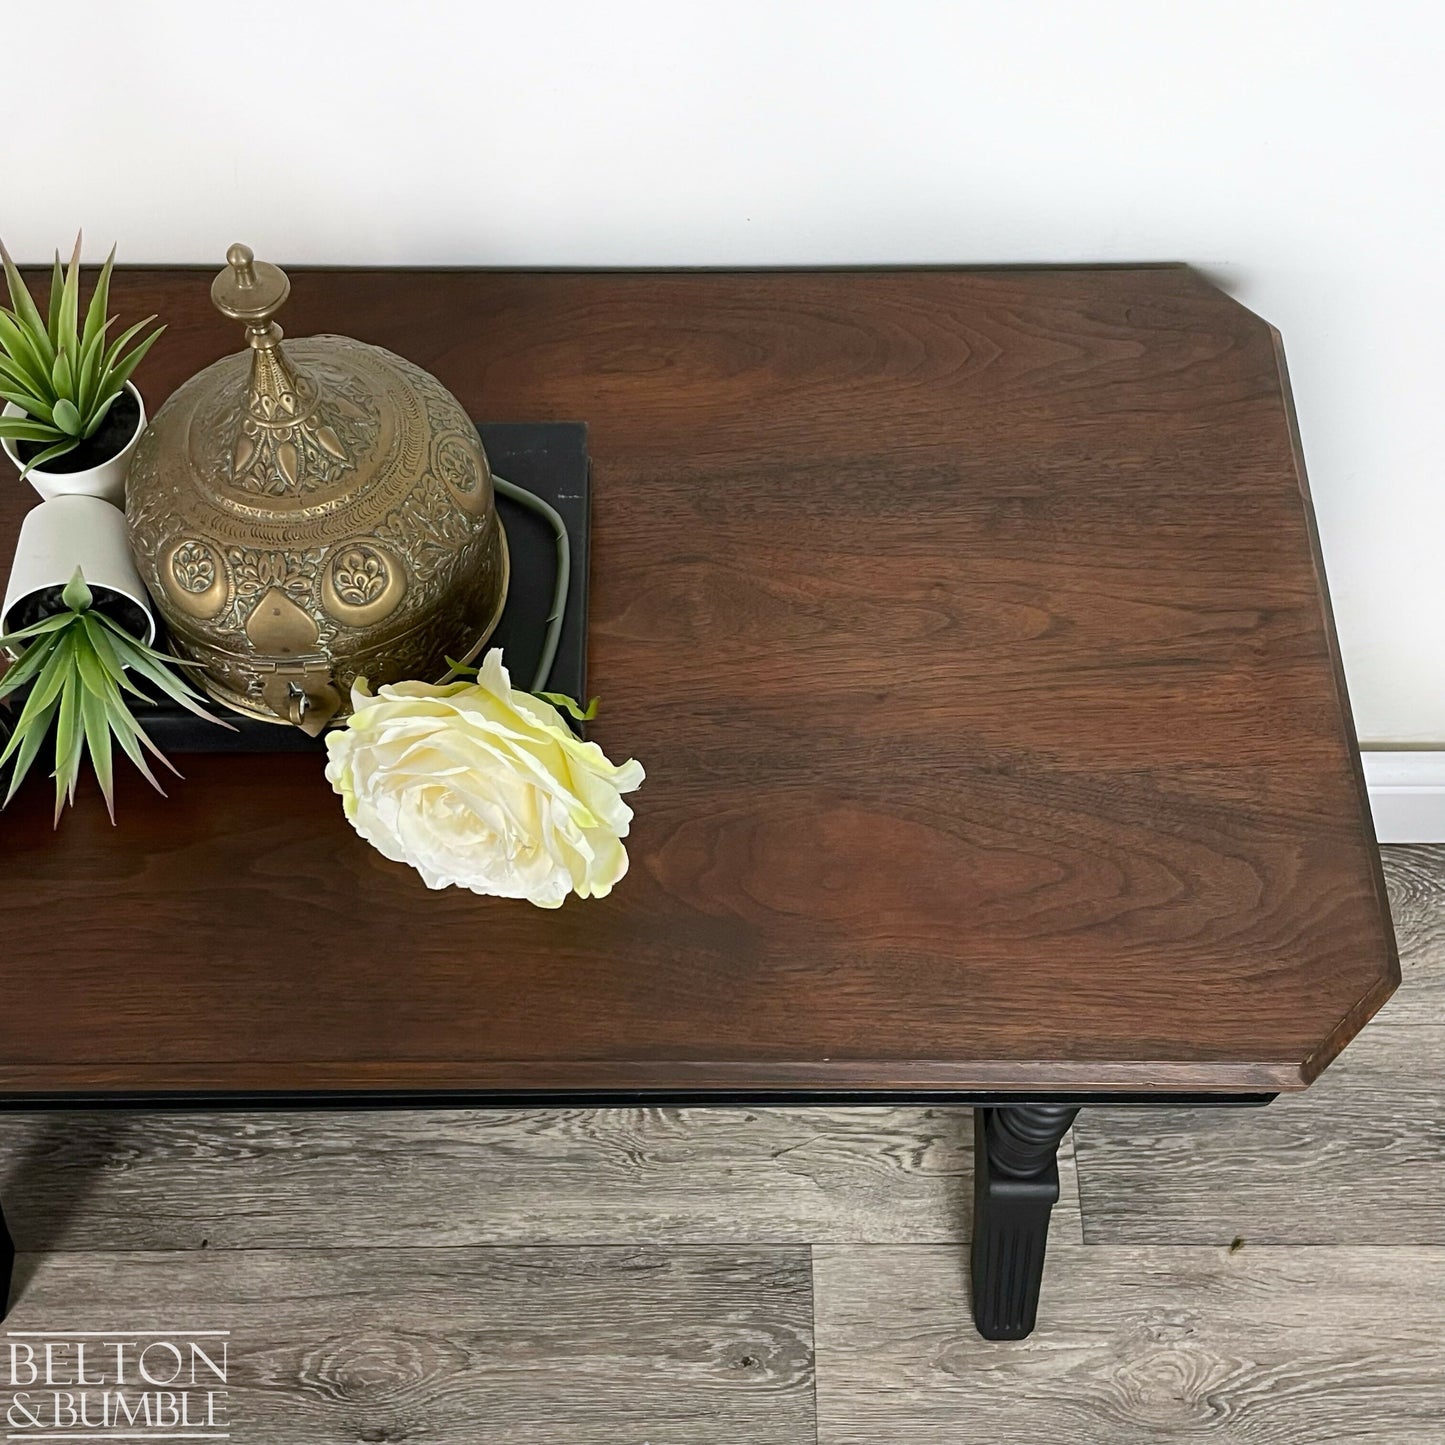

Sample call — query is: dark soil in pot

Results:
[3,583,150,642]
[14,389,141,473]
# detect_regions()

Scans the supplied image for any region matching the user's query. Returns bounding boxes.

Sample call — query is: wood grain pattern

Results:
[4,1246,814,1445]
[1378,844,1445,1024]
[0,1106,1080,1250]
[1072,846,1445,1243]
[0,267,1394,1094]
[814,1244,1445,1444]
[1074,1024,1445,1244]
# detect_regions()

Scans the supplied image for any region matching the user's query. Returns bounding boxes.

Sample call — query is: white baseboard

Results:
[1363,751,1445,844]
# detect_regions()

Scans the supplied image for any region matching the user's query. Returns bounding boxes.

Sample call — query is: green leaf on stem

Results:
[16,438,79,477]
[51,397,82,435]
[0,636,71,762]
[105,323,164,395]
[531,690,600,721]
[55,232,82,366]
[0,387,54,422]
[0,635,58,699]
[0,416,61,442]
[75,316,114,416]
[104,703,170,793]
[1,692,59,807]
[81,244,114,356]
[52,645,84,822]
[50,347,73,399]
[79,682,116,821]
[0,308,52,390]
[0,609,84,651]
[0,236,54,366]
[0,351,48,397]
[46,251,63,345]
[80,612,147,698]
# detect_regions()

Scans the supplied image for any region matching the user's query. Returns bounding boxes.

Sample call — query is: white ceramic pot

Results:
[1,382,146,506]
[2,494,156,644]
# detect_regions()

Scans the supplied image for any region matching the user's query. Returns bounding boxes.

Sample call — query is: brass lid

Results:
[126,245,508,733]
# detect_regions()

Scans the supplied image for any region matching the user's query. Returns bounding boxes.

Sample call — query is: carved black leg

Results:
[1,1194,12,1321]
[970,1104,1079,1340]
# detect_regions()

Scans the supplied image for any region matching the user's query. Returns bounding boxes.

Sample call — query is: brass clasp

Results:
[258,660,341,736]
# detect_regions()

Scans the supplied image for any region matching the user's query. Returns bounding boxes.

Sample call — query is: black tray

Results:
[142,421,590,753]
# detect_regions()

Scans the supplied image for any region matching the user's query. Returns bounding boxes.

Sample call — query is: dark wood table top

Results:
[0,266,1395,1097]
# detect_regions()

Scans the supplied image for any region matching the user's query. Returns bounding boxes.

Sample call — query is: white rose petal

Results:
[324,653,644,907]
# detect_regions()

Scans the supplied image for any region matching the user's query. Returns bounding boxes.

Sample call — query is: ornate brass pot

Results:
[126,245,507,733]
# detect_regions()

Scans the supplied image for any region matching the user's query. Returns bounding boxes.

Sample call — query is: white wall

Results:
[4,0,1441,743]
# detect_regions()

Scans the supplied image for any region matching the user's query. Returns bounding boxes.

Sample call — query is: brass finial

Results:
[210,242,291,334]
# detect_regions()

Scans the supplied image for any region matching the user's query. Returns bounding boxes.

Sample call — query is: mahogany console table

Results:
[0,266,1397,1339]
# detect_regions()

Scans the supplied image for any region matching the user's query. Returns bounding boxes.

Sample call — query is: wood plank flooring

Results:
[10,1248,815,1445]
[0,1106,1081,1251]
[814,1245,1445,1445]
[2,844,1442,1442]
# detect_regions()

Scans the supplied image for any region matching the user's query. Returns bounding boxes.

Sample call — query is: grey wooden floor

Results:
[2,846,1442,1443]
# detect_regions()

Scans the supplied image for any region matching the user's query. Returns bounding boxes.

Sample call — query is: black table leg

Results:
[1,1194,13,1322]
[970,1103,1079,1340]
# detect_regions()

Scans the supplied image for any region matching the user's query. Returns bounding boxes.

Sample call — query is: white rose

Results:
[324,650,644,908]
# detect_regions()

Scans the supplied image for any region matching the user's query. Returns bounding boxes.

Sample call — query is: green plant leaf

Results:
[0,388,53,422]
[104,703,169,794]
[51,397,82,435]
[105,324,164,397]
[100,315,157,377]
[81,245,115,356]
[69,625,111,697]
[109,687,183,774]
[80,612,148,698]
[0,610,84,651]
[52,645,84,821]
[0,352,48,397]
[0,236,55,367]
[0,416,60,442]
[0,627,74,804]
[531,690,600,721]
[61,568,92,612]
[15,437,79,477]
[46,251,63,347]
[0,680,56,768]
[109,637,225,722]
[0,308,53,393]
[10,629,79,737]
[79,681,116,821]
[51,347,74,400]
[55,232,83,363]
[80,389,118,440]
[75,316,114,417]
[1,691,59,807]
[0,633,60,699]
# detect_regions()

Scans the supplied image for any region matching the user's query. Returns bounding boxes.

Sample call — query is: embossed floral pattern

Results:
[221,366,373,498]
[435,433,481,493]
[331,547,388,606]
[377,481,473,583]
[226,547,315,601]
[171,541,217,594]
